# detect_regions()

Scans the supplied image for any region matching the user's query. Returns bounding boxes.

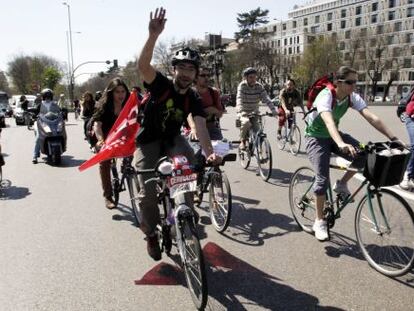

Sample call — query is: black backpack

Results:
[396,86,414,118]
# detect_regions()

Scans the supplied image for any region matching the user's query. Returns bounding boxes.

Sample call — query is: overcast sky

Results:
[1,0,306,82]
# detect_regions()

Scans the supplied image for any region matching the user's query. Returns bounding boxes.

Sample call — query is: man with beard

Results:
[136,7,220,261]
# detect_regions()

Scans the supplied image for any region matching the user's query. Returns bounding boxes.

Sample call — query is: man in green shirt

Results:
[305,66,404,241]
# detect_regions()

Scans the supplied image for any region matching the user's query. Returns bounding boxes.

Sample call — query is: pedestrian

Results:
[400,92,414,190]
[80,91,96,140]
[92,78,130,209]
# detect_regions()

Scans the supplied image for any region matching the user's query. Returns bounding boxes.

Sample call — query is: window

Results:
[372,2,378,11]
[293,21,297,28]
[408,7,414,18]
[355,17,361,26]
[394,22,402,31]
[283,23,286,30]
[289,47,292,54]
[271,41,275,48]
[290,37,293,44]
[409,72,414,81]
[404,58,411,68]
[304,18,308,26]
[311,25,320,33]
[345,30,351,39]
[360,28,367,36]
[377,25,383,34]
[341,20,346,29]
[315,15,320,23]
[389,0,395,8]
[278,39,281,47]
[297,36,300,44]
[370,38,377,47]
[327,12,333,21]
[388,11,395,21]
[356,6,362,15]
[371,14,378,23]
[284,38,288,45]
[327,23,332,31]
[339,41,345,50]
[387,35,396,45]
[341,9,346,18]
[407,33,414,43]
[297,46,300,53]
[273,26,276,32]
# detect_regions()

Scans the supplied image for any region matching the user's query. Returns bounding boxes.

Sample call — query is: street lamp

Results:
[65,30,80,99]
[63,2,75,104]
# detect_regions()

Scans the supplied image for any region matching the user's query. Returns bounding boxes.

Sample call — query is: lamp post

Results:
[63,2,75,105]
[71,60,111,91]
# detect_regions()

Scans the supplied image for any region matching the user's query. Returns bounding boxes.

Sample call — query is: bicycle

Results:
[277,111,302,155]
[289,141,414,277]
[237,112,273,181]
[194,141,238,233]
[110,156,141,225]
[137,155,208,310]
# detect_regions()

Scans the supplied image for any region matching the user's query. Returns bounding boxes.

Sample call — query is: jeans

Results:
[33,130,41,158]
[405,117,414,179]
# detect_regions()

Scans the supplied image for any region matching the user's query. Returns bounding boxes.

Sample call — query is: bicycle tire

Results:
[238,147,251,169]
[126,173,141,226]
[355,188,414,277]
[209,171,232,233]
[257,137,272,181]
[277,126,286,150]
[179,218,208,310]
[289,166,316,234]
[289,125,301,156]
[111,163,120,206]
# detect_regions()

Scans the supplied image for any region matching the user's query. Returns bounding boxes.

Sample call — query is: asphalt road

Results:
[1,105,413,311]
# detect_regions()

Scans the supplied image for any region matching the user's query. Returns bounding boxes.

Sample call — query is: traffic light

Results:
[113,59,118,69]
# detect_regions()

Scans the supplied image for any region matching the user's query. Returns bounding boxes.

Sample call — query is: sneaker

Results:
[146,234,162,261]
[312,219,329,241]
[32,157,38,164]
[400,178,414,190]
[104,197,116,209]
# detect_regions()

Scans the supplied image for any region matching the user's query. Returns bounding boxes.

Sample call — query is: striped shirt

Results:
[236,81,274,113]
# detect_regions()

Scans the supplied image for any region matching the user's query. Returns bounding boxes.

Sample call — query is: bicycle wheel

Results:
[111,162,120,206]
[179,218,208,310]
[289,166,316,233]
[126,173,141,225]
[355,188,414,277]
[256,137,272,181]
[209,171,232,233]
[277,126,286,150]
[289,125,301,156]
[238,147,251,169]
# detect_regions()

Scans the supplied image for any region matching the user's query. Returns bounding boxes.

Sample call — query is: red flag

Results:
[78,92,141,172]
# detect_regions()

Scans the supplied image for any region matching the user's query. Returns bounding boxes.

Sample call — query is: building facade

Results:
[260,0,414,99]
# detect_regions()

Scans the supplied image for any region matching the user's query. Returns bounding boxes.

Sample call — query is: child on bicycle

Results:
[305,66,404,241]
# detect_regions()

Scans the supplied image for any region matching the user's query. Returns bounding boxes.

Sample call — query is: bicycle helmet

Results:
[171,47,201,68]
[41,88,54,100]
[243,67,257,77]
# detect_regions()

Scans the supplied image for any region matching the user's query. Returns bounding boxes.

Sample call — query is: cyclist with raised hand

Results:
[305,66,404,241]
[236,67,277,150]
[136,7,220,261]
[277,79,305,140]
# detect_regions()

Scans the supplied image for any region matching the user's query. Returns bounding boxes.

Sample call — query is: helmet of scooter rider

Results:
[171,47,201,70]
[243,67,257,77]
[41,88,54,101]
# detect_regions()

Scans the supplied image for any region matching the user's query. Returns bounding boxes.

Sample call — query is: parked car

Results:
[0,102,13,118]
[373,95,391,102]
[13,95,36,125]
[0,110,5,128]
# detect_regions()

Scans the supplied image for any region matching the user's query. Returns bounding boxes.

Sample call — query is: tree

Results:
[235,7,269,42]
[42,67,62,90]
[153,40,174,76]
[122,59,142,89]
[8,55,31,93]
[365,37,387,98]
[0,71,11,94]
[292,36,342,91]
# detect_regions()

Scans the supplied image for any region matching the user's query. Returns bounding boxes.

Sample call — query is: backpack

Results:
[396,86,414,118]
[305,74,352,116]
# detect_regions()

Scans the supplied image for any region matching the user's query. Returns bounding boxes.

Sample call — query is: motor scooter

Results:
[36,111,67,165]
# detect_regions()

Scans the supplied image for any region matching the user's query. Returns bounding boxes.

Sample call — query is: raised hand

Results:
[149,7,167,37]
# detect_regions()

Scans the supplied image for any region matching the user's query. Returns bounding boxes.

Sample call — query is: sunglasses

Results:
[199,74,210,78]
[338,79,357,85]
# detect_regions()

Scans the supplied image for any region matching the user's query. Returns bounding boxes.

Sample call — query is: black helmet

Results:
[171,47,201,68]
[243,67,257,77]
[41,88,54,100]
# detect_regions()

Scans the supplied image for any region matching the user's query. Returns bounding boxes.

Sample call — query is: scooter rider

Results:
[32,88,61,164]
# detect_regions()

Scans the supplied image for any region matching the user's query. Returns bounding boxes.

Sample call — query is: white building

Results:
[260,0,414,98]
